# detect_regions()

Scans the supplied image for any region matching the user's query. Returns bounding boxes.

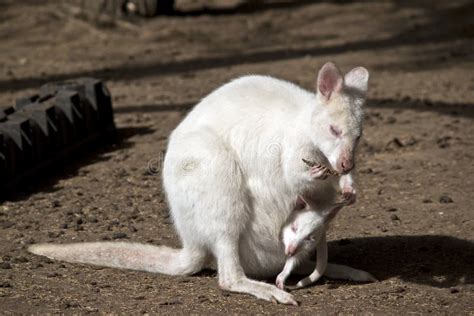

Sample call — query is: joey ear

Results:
[344,67,369,94]
[295,195,307,211]
[317,62,343,100]
[323,204,344,223]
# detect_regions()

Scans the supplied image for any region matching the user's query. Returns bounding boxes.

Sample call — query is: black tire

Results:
[136,0,174,17]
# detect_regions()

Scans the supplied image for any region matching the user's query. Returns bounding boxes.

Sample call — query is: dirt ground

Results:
[0,0,473,314]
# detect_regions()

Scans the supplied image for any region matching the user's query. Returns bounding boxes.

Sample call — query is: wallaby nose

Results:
[340,159,354,172]
[285,245,296,256]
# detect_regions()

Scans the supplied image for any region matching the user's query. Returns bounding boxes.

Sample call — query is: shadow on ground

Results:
[0,1,472,93]
[327,235,473,288]
[2,125,155,202]
[115,98,474,120]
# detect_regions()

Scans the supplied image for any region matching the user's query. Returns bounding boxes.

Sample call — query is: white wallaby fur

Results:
[276,197,347,290]
[29,62,374,305]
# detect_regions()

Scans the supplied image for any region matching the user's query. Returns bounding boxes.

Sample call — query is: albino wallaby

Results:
[29,62,375,305]
[276,196,348,290]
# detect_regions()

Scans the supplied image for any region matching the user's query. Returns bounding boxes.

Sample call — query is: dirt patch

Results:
[0,0,473,313]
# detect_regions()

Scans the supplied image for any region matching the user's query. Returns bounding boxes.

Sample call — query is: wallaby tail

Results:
[28,242,206,276]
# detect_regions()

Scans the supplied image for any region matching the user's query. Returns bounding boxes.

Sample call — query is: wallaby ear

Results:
[344,67,369,94]
[295,195,307,211]
[317,62,343,100]
[323,204,345,223]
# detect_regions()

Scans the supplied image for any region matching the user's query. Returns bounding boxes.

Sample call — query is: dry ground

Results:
[0,0,473,314]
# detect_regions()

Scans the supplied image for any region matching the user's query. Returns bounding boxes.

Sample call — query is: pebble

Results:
[158,298,182,305]
[51,200,61,208]
[0,220,14,229]
[87,216,98,223]
[128,224,138,233]
[47,272,60,278]
[439,195,453,203]
[386,116,397,124]
[12,256,28,263]
[360,168,373,174]
[112,232,127,239]
[48,231,60,238]
[0,262,12,269]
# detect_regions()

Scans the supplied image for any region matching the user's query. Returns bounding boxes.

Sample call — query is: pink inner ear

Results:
[295,195,306,210]
[317,62,343,100]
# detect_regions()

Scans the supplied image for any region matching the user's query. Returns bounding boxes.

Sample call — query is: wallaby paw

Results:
[342,186,356,205]
[275,275,286,290]
[310,165,329,180]
[264,287,298,306]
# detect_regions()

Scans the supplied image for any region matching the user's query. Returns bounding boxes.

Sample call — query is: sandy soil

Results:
[0,0,473,313]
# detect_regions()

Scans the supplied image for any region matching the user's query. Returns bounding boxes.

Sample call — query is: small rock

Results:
[112,232,127,239]
[159,298,182,305]
[386,116,397,124]
[47,272,60,278]
[439,195,453,203]
[326,284,339,289]
[48,231,60,238]
[390,214,400,221]
[0,262,12,269]
[12,256,28,263]
[76,218,84,225]
[0,220,14,229]
[437,136,452,148]
[25,237,35,245]
[109,219,120,226]
[449,288,459,294]
[62,301,79,309]
[422,199,432,204]
[405,136,417,146]
[360,167,373,174]
[51,200,61,208]
[43,257,54,264]
[393,286,405,293]
[389,137,404,148]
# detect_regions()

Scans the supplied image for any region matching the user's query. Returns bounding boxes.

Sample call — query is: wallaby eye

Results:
[304,235,315,242]
[330,125,342,138]
[291,223,297,233]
